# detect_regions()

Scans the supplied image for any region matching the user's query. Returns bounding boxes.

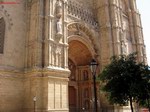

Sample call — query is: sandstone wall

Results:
[0,2,26,69]
[0,1,26,111]
[0,72,24,112]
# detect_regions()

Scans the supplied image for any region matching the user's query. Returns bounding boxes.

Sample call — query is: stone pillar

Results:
[109,0,122,55]
[128,0,147,63]
[129,0,137,11]
[26,0,43,68]
[24,0,70,112]
[96,0,114,68]
[45,0,68,69]
[41,0,70,111]
[128,9,136,50]
[133,11,147,63]
[24,69,70,112]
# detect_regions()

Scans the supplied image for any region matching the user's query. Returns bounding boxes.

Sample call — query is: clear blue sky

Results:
[137,0,150,65]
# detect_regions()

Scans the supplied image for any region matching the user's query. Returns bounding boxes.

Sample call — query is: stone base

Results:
[23,68,70,112]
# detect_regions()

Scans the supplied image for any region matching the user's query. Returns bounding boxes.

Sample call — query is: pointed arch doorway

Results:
[68,40,94,112]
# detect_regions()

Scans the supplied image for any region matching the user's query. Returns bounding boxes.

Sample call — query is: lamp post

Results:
[33,96,36,112]
[90,59,98,112]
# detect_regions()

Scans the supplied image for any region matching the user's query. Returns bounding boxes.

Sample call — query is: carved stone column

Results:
[42,0,70,111]
[128,0,146,63]
[96,0,114,67]
[24,0,70,112]
[109,0,122,55]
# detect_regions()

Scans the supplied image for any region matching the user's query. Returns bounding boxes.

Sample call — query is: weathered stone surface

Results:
[0,0,147,111]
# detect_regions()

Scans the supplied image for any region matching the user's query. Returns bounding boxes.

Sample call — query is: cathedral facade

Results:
[0,0,147,112]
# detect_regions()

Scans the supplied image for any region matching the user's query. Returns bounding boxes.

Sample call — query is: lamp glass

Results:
[90,59,98,75]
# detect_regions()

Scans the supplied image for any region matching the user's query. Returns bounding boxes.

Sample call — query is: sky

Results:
[136,0,150,65]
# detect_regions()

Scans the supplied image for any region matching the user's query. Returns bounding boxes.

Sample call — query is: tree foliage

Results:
[138,65,150,111]
[99,53,150,112]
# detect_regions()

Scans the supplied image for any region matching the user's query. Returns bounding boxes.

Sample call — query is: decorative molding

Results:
[24,66,70,79]
[0,65,24,72]
[0,66,24,78]
[0,72,24,79]
[66,0,99,30]
[0,5,13,30]
[67,22,100,58]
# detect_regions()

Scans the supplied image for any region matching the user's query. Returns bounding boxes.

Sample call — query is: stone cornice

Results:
[24,66,70,79]
[0,65,24,78]
[0,72,24,78]
[0,65,24,73]
[0,65,70,79]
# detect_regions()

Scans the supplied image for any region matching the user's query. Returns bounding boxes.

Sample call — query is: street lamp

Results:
[90,59,98,112]
[33,96,36,112]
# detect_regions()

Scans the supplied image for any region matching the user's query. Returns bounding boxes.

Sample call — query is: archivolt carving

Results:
[68,22,97,38]
[67,22,100,59]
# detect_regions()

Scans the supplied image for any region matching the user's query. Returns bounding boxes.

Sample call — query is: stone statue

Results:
[56,19,62,35]
[56,0,62,18]
[55,0,63,38]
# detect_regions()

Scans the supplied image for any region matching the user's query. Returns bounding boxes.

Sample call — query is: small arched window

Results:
[0,17,5,53]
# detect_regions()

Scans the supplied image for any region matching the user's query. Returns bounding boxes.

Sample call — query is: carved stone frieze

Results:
[49,41,64,68]
[66,0,99,30]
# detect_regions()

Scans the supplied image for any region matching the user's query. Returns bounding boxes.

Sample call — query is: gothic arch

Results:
[67,22,100,63]
[0,5,13,54]
[0,5,13,30]
[68,35,95,58]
